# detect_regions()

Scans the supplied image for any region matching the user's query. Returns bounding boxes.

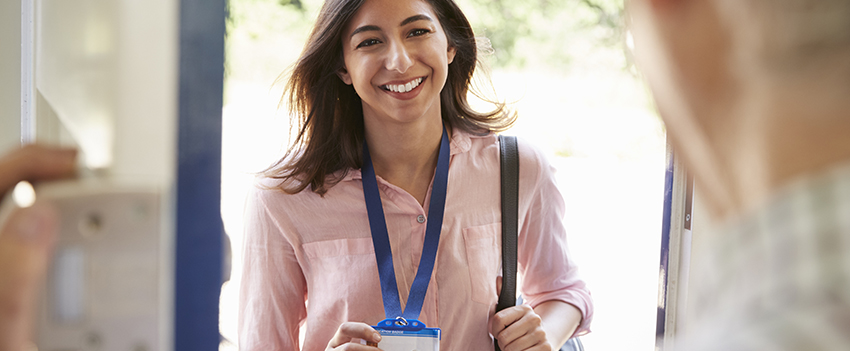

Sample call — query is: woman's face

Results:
[339,0,456,129]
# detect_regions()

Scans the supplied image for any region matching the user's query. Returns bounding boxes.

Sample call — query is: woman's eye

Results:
[356,39,381,48]
[408,28,430,37]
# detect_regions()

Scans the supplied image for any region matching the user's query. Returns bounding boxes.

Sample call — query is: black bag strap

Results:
[496,134,519,331]
[495,135,585,351]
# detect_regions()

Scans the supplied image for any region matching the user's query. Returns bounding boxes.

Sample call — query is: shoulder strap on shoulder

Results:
[496,135,519,316]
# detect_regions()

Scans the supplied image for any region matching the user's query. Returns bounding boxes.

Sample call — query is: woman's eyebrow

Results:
[350,14,433,39]
[351,25,381,38]
[400,14,432,27]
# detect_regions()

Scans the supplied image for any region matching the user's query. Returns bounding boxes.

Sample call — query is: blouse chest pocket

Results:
[462,223,502,305]
[301,238,379,300]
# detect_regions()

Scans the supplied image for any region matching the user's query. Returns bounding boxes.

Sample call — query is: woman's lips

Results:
[380,77,425,93]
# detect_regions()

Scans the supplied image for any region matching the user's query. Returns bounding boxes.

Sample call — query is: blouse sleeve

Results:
[239,184,307,350]
[516,140,594,338]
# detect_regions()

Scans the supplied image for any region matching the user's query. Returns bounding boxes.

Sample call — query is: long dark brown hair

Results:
[265,0,515,195]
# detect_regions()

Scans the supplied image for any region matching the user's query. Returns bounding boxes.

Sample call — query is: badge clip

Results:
[375,317,426,331]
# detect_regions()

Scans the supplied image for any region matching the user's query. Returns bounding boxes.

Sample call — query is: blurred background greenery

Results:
[220,1,665,350]
[224,0,632,88]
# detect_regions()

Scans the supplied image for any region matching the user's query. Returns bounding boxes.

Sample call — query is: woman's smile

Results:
[379,76,426,99]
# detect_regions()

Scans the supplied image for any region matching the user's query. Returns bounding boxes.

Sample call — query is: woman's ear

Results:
[447,45,457,65]
[337,67,352,85]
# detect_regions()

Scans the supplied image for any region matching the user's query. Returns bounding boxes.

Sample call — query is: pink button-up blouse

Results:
[238,130,593,351]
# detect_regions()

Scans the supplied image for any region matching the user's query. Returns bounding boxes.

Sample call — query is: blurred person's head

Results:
[629,0,850,220]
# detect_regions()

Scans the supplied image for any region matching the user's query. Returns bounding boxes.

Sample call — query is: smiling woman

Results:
[339,3,455,136]
[237,0,593,350]
[337,0,457,206]
[264,0,514,197]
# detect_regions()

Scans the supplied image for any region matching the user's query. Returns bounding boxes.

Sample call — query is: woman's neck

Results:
[364,117,445,207]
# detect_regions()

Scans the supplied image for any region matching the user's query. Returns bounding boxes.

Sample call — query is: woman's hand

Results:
[489,304,553,351]
[325,322,383,351]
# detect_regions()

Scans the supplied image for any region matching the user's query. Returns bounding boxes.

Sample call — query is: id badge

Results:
[364,318,440,351]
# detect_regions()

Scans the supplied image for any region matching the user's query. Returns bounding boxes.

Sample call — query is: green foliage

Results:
[456,0,626,72]
[224,0,630,88]
[224,0,323,96]
[277,0,304,10]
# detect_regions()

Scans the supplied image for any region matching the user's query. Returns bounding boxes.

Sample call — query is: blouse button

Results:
[416,215,426,223]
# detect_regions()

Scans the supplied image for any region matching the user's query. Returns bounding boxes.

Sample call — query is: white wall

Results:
[35,0,178,183]
[0,0,21,152]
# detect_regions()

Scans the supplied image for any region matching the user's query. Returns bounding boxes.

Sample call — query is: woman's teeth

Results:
[383,77,423,93]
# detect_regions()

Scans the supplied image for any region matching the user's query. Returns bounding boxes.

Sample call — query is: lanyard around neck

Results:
[361,125,450,321]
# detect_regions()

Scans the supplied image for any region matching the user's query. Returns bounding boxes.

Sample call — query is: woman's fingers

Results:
[489,304,527,337]
[501,306,543,343]
[326,322,382,350]
[490,305,551,351]
[500,323,547,351]
[329,343,382,351]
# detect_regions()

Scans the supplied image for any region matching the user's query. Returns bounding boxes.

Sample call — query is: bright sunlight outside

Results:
[219,1,666,350]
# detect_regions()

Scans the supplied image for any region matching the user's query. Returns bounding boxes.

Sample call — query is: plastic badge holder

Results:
[364,318,440,351]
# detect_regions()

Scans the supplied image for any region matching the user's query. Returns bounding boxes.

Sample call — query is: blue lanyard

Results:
[361,126,450,321]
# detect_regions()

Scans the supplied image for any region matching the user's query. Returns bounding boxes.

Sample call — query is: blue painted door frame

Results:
[175,0,226,349]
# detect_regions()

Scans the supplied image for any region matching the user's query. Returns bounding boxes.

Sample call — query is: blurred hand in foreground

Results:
[0,145,76,351]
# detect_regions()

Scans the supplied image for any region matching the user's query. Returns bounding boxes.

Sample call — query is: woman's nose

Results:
[385,41,413,73]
